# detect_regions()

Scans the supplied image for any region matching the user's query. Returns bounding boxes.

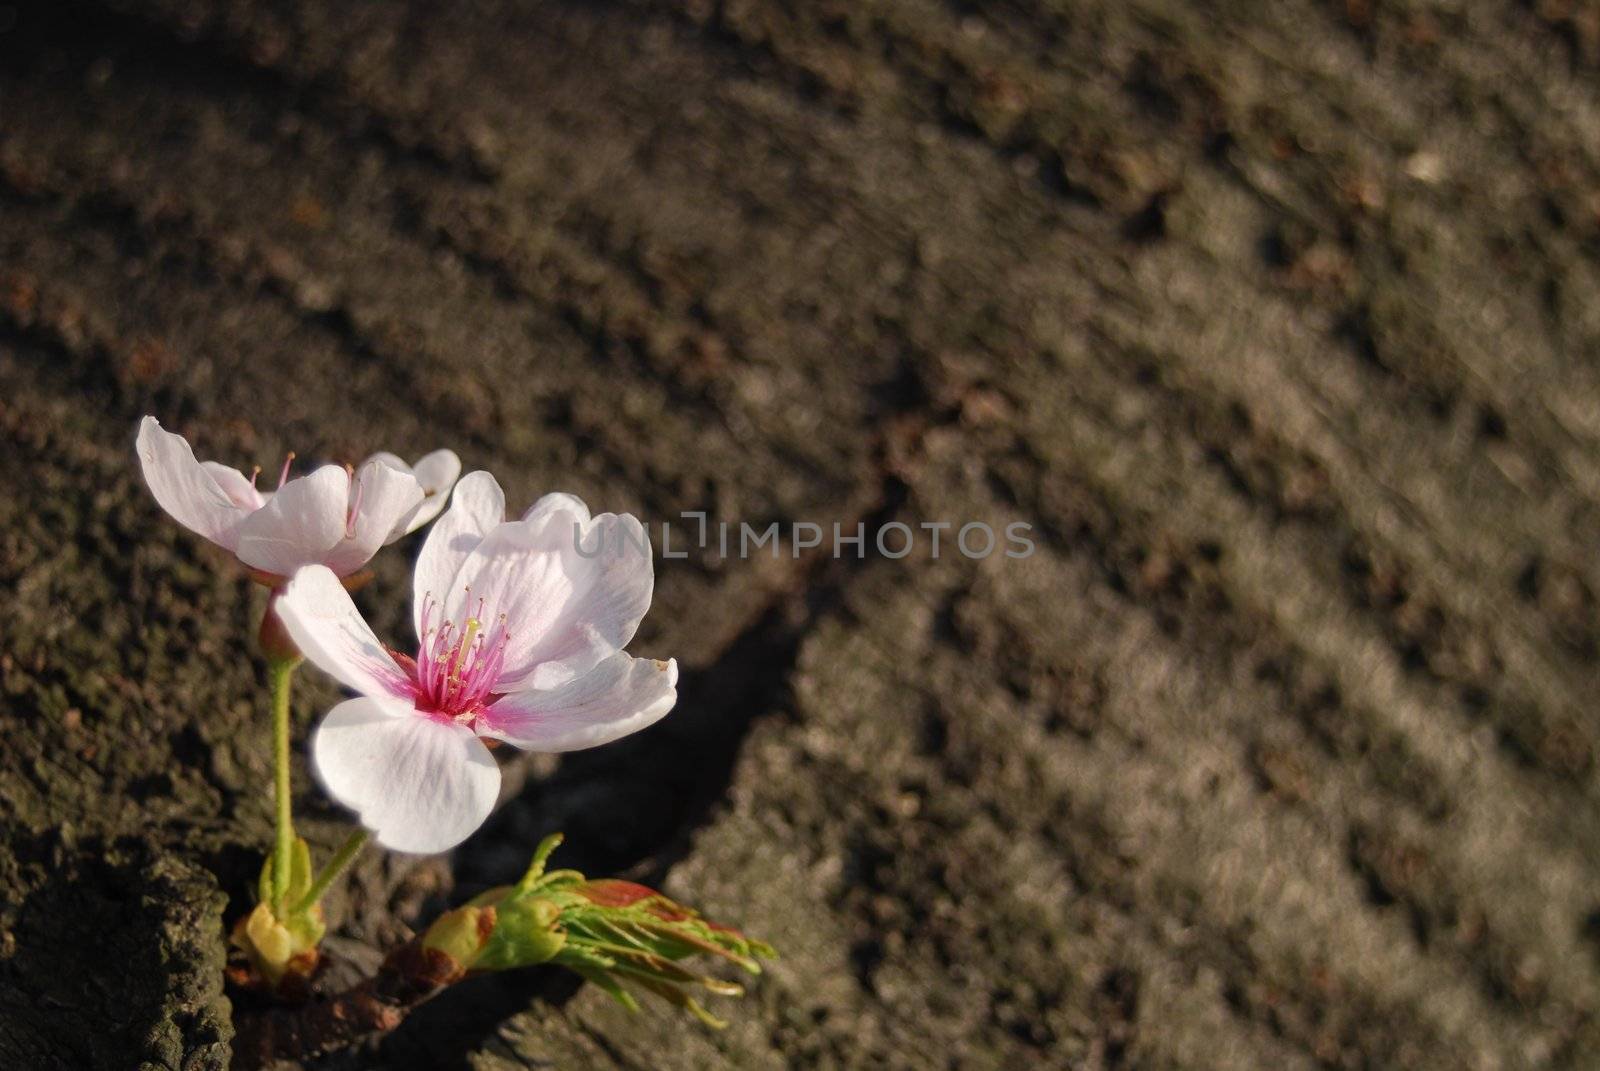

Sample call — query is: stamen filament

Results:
[408,594,511,725]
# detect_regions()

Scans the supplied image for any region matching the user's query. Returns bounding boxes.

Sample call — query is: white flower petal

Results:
[275,565,410,700]
[365,451,407,471]
[199,461,267,511]
[312,696,500,854]
[322,459,424,576]
[365,450,464,540]
[446,507,654,690]
[520,491,591,526]
[413,470,506,638]
[481,652,677,752]
[136,416,253,550]
[400,449,463,535]
[235,465,351,576]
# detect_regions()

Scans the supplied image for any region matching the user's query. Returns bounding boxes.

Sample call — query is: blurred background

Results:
[2,1,1600,1067]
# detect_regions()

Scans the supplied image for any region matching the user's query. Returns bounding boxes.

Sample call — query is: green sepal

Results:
[570,965,641,1012]
[256,836,317,911]
[288,836,314,904]
[237,838,326,989]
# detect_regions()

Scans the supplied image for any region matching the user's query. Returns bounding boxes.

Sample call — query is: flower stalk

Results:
[293,828,369,914]
[268,657,298,913]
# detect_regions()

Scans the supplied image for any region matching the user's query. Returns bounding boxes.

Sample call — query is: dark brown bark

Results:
[3,0,1600,1067]
[233,943,464,1070]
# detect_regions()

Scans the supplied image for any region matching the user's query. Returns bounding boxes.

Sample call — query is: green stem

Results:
[293,828,370,914]
[269,658,297,913]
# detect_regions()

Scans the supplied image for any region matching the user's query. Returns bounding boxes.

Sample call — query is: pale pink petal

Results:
[322,459,424,576]
[445,507,654,690]
[200,462,267,511]
[136,416,253,550]
[398,449,462,536]
[437,515,570,680]
[365,450,464,540]
[312,696,500,854]
[234,465,351,576]
[481,652,677,752]
[413,470,505,638]
[365,451,407,471]
[275,565,410,699]
[520,491,591,526]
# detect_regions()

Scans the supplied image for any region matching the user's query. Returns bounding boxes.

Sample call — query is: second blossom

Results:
[275,472,678,853]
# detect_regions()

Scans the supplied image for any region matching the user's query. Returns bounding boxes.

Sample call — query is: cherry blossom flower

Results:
[274,472,678,853]
[136,416,460,579]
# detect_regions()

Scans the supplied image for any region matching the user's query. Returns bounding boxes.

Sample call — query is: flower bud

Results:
[415,834,774,1026]
[475,895,567,970]
[229,837,326,994]
[232,901,324,990]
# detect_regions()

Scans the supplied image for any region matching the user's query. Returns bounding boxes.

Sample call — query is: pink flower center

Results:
[408,593,509,725]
